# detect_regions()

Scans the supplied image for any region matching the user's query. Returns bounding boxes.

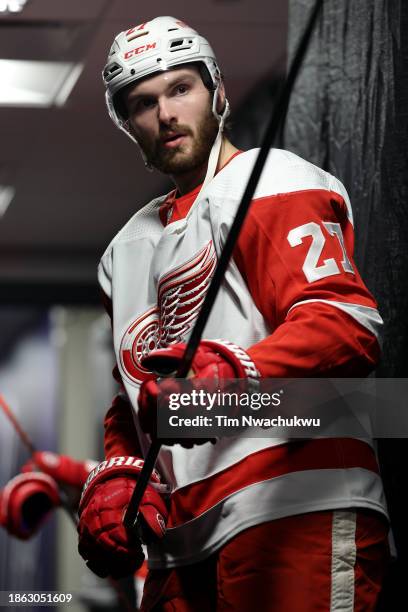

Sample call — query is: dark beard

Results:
[141,107,219,175]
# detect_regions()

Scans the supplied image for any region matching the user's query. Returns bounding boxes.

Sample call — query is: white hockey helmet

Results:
[103,16,230,142]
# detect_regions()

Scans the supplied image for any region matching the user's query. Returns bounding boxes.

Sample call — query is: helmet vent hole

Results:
[103,63,123,82]
[169,38,194,52]
[127,30,149,43]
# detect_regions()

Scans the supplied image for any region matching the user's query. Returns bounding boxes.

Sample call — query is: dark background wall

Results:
[283,1,408,607]
[284,0,408,379]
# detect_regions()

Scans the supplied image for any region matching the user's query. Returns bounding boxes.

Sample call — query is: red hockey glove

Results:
[0,473,60,540]
[21,451,97,489]
[138,339,260,444]
[77,456,168,579]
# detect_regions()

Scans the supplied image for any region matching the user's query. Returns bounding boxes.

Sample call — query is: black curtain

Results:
[284,1,408,607]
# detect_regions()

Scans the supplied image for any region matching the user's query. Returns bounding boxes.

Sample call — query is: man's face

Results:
[123,66,219,175]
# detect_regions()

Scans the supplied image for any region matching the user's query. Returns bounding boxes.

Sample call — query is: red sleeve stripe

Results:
[168,438,379,528]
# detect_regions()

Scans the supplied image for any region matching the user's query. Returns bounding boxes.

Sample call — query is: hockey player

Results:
[77,16,389,611]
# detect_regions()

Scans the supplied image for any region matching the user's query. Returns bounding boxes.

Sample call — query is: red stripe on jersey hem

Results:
[168,438,379,527]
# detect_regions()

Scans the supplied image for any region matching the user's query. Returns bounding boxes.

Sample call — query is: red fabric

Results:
[104,393,141,458]
[158,184,200,226]
[21,451,93,489]
[248,301,380,378]
[232,190,380,376]
[168,438,378,527]
[99,290,140,460]
[0,473,60,540]
[78,476,146,578]
[78,461,168,579]
[157,186,381,380]
[234,190,375,321]
[140,510,389,612]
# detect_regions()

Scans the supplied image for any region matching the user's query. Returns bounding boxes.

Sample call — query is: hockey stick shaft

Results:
[124,0,324,529]
[0,393,79,522]
[0,394,36,455]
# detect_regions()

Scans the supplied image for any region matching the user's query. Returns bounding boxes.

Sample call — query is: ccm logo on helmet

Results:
[124,42,157,60]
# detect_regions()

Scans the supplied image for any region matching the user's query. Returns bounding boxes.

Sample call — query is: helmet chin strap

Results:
[194,97,230,201]
[198,129,223,194]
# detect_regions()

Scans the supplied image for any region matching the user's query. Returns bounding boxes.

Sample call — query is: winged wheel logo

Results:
[119,241,216,384]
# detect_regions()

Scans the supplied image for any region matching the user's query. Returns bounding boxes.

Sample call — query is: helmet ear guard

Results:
[196,62,216,92]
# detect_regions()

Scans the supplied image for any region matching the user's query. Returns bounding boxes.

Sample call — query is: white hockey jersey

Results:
[99,149,387,568]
